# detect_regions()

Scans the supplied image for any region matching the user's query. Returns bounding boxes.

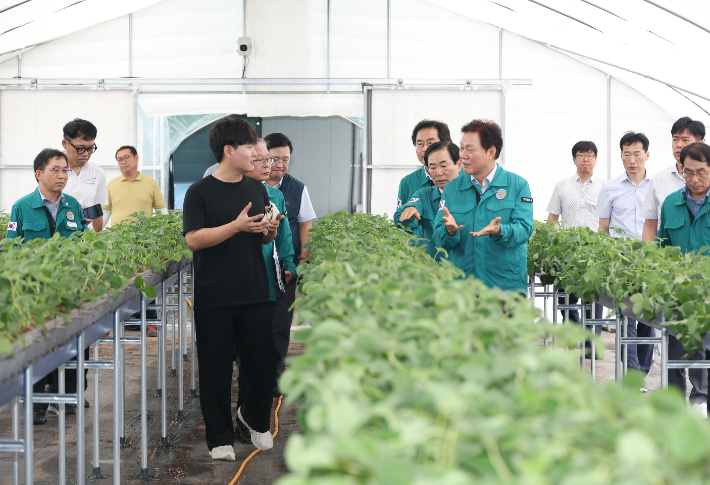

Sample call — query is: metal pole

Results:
[623,315,628,374]
[113,312,121,484]
[171,278,177,376]
[12,396,19,485]
[178,269,185,419]
[580,298,586,371]
[128,13,133,77]
[564,293,569,322]
[120,314,126,448]
[58,363,66,485]
[90,340,103,479]
[661,315,669,390]
[77,332,85,485]
[191,308,197,398]
[160,281,168,446]
[157,292,163,396]
[139,294,149,479]
[24,366,33,485]
[591,303,596,380]
[615,309,622,383]
[386,0,391,79]
[607,74,611,181]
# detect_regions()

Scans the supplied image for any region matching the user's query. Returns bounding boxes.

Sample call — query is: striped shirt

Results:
[596,171,651,239]
[640,164,685,220]
[546,173,602,231]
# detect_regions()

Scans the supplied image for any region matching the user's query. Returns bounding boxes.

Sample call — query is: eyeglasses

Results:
[116,155,134,162]
[272,158,290,166]
[65,139,97,155]
[575,154,596,160]
[47,168,72,175]
[682,170,710,180]
[254,157,275,165]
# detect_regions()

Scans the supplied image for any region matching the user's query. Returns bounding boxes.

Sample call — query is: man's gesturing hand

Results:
[399,206,421,222]
[471,217,501,237]
[234,202,268,233]
[442,207,464,236]
[267,214,286,234]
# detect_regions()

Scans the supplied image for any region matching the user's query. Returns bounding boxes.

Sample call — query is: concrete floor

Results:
[0,325,305,485]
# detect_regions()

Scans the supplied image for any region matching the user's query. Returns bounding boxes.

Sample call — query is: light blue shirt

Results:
[38,187,65,221]
[471,164,498,194]
[682,185,710,216]
[595,171,650,239]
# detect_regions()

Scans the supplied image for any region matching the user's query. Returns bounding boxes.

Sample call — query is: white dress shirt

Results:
[471,164,498,194]
[595,171,651,239]
[63,161,108,207]
[640,164,685,221]
[546,173,602,231]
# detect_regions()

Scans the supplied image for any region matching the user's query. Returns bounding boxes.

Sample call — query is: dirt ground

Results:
[0,324,305,485]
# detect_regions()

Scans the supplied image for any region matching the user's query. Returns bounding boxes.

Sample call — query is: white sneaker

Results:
[237,407,273,450]
[209,445,235,461]
[46,403,59,415]
[691,402,707,418]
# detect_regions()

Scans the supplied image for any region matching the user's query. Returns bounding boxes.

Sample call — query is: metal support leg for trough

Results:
[120,315,126,449]
[590,302,596,380]
[178,268,185,419]
[191,310,197,398]
[138,294,150,480]
[157,291,163,397]
[171,279,177,377]
[59,363,66,485]
[12,396,19,485]
[661,316,669,389]
[113,312,121,484]
[615,309,622,383]
[182,271,188,364]
[77,332,86,485]
[564,293,569,323]
[160,280,169,447]
[24,366,33,485]
[580,298,586,371]
[622,316,628,374]
[89,340,104,479]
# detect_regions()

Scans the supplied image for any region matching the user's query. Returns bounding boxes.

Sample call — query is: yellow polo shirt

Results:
[103,172,167,226]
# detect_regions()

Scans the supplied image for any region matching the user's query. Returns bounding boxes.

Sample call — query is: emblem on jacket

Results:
[66,212,75,220]
[438,200,445,211]
[7,221,17,231]
[495,189,507,200]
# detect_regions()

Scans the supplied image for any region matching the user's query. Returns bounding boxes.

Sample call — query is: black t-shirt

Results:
[183,175,270,309]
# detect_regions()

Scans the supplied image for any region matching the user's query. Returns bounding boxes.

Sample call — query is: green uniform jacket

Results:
[397,166,433,209]
[393,185,443,260]
[432,165,534,292]
[264,185,298,301]
[6,188,87,242]
[657,189,710,255]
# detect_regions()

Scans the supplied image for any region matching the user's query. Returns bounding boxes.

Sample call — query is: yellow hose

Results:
[228,394,284,485]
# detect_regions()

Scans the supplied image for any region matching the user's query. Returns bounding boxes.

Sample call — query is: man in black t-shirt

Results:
[183,116,284,460]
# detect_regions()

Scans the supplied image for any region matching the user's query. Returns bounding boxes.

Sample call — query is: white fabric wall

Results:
[371,89,501,218]
[0,90,133,211]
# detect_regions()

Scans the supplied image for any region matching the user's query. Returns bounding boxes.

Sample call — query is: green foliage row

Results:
[527,221,710,352]
[279,212,710,485]
[0,211,191,355]
[0,211,8,240]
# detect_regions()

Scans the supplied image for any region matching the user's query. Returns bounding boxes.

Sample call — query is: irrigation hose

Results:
[229,394,284,485]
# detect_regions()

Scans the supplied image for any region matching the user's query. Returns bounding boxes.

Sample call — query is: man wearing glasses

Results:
[264,132,316,395]
[596,132,653,379]
[546,141,604,339]
[641,117,707,414]
[658,142,710,415]
[6,148,87,425]
[62,119,107,232]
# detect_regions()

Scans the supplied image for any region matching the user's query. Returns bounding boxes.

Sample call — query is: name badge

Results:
[587,198,597,205]
[67,221,78,228]
[86,178,96,185]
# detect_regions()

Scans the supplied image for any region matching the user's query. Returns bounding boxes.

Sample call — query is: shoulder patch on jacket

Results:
[408,197,419,203]
[521,197,533,203]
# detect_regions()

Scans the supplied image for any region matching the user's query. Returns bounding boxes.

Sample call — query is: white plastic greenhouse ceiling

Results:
[0,0,708,221]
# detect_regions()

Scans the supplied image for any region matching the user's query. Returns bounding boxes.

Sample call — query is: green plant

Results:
[278,212,710,485]
[528,221,710,352]
[0,211,191,354]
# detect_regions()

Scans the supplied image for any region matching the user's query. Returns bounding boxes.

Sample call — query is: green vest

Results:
[433,165,534,292]
[658,188,710,255]
[7,188,86,242]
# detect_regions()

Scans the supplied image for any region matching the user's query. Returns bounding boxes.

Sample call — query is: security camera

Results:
[238,37,252,56]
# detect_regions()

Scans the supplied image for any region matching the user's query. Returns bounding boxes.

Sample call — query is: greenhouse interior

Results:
[1,0,710,483]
